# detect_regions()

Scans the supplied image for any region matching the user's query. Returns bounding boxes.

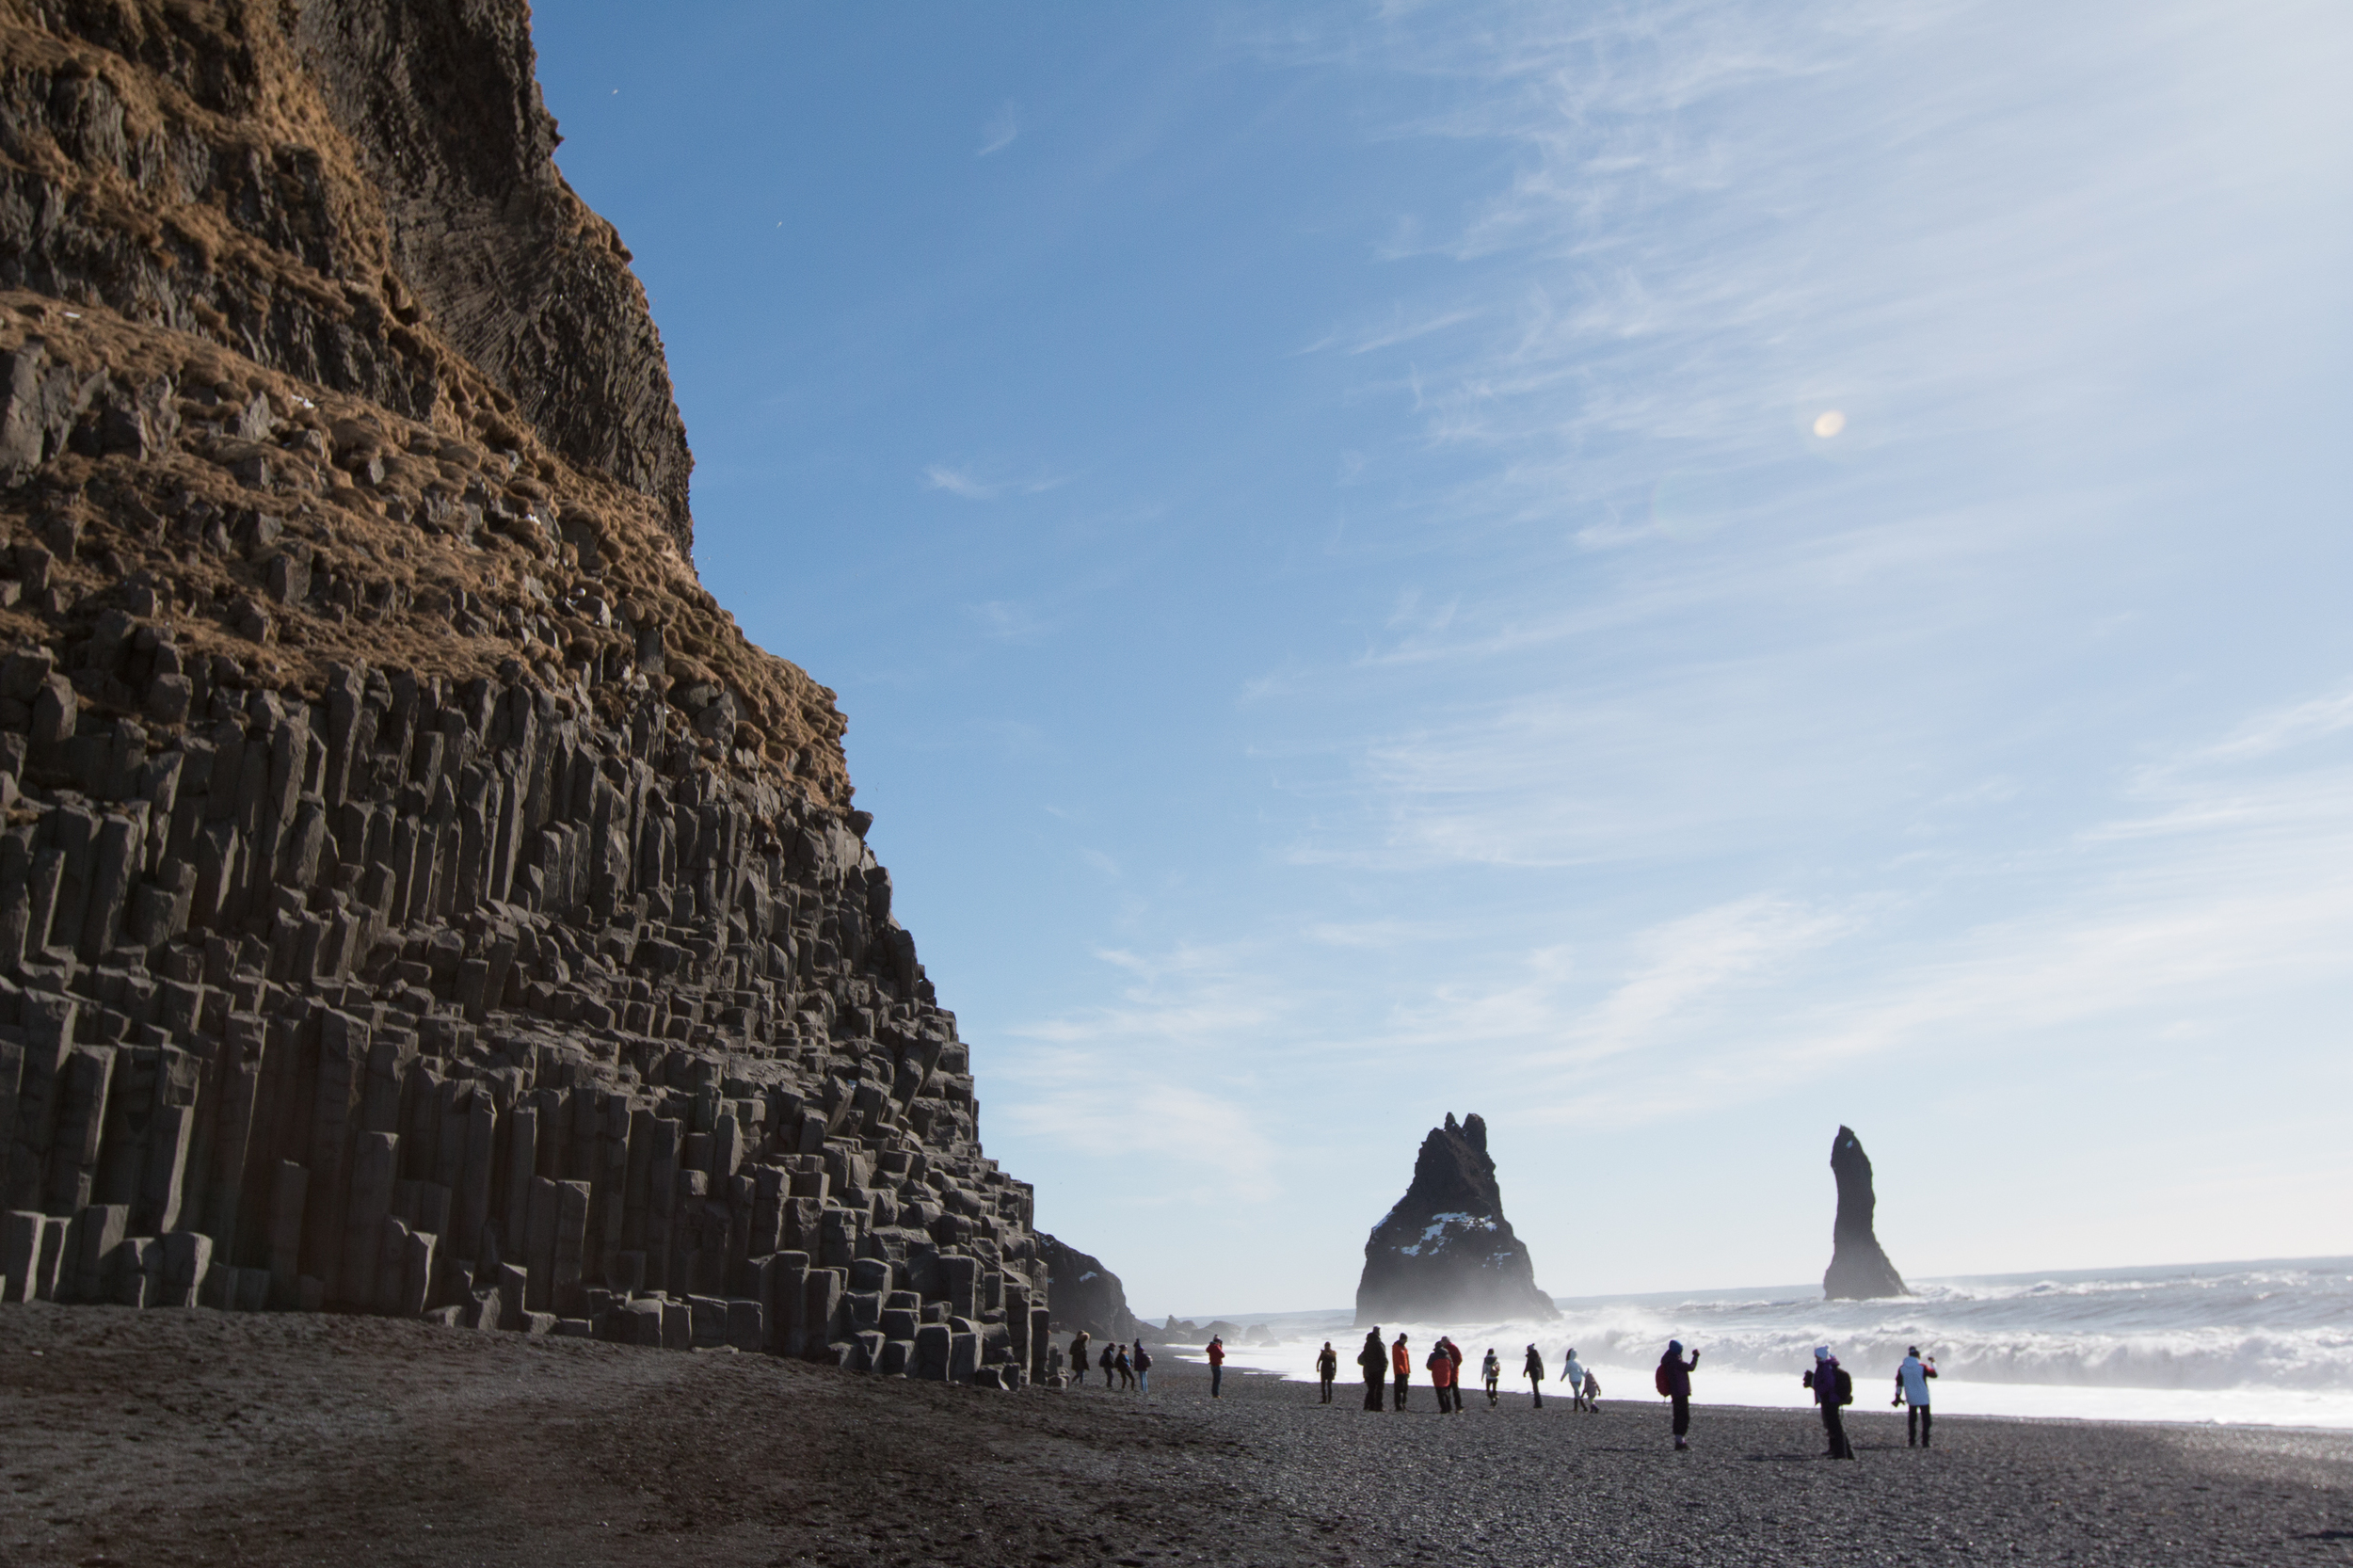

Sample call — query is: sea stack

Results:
[1354,1112,1556,1326]
[1822,1125,1909,1299]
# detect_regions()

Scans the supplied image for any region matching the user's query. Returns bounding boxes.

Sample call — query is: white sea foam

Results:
[1160,1257,2353,1430]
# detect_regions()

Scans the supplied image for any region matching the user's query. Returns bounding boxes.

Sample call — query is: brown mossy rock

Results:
[0,0,1054,1382]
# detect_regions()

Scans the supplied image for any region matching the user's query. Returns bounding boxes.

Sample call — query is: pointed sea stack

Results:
[1354,1113,1556,1326]
[1823,1125,1909,1299]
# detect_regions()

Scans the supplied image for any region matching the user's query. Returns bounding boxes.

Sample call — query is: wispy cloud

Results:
[921,462,1070,500]
[978,99,1020,156]
[970,599,1051,644]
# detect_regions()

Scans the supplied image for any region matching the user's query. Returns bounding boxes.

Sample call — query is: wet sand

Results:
[4,1304,2349,1566]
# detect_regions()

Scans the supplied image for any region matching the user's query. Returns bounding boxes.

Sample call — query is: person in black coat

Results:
[1804,1345,1855,1459]
[1358,1329,1388,1411]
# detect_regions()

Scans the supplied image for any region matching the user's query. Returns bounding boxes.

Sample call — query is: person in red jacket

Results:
[1206,1335,1225,1399]
[1426,1340,1458,1413]
[1441,1336,1466,1413]
[1391,1333,1413,1411]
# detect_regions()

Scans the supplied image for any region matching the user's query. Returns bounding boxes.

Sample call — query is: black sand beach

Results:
[3,1304,2348,1567]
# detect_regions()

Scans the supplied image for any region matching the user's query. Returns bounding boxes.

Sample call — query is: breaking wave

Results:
[1176,1257,2353,1427]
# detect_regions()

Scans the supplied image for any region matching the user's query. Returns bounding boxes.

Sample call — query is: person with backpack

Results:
[1442,1336,1466,1412]
[1895,1345,1938,1448]
[1099,1340,1115,1387]
[1563,1347,1590,1413]
[1069,1330,1091,1386]
[1522,1343,1545,1408]
[1358,1329,1389,1411]
[1134,1340,1153,1395]
[1481,1347,1502,1407]
[1657,1340,1700,1449]
[1391,1333,1414,1410]
[1426,1340,1458,1413]
[1316,1341,1338,1403]
[1802,1345,1854,1458]
[1206,1335,1225,1398]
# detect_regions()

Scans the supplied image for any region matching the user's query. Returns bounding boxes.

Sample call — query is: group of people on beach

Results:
[1313,1332,1606,1415]
[1060,1330,1154,1394]
[1057,1326,1939,1458]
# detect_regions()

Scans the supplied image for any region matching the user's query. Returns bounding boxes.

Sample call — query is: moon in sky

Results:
[1813,409,1847,438]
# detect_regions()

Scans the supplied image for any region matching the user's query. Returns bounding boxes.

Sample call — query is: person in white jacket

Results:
[1562,1348,1592,1412]
[1895,1346,1938,1448]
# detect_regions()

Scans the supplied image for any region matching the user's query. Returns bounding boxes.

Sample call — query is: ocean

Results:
[1174,1256,2353,1430]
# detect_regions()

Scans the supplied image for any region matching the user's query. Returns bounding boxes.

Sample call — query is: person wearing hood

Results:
[1069,1330,1091,1387]
[1391,1333,1414,1411]
[1134,1339,1153,1396]
[1481,1347,1502,1407]
[1895,1345,1938,1448]
[1563,1347,1590,1413]
[1443,1337,1466,1413]
[1317,1340,1339,1404]
[1657,1340,1700,1450]
[1358,1329,1389,1411]
[1522,1343,1545,1408]
[1803,1345,1854,1459]
[1426,1337,1459,1412]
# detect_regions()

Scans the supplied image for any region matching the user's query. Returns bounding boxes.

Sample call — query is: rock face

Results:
[1822,1125,1908,1300]
[0,0,1054,1384]
[1354,1112,1556,1327]
[1035,1231,1140,1341]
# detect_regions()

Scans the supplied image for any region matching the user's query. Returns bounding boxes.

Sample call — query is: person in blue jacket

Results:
[1895,1346,1938,1448]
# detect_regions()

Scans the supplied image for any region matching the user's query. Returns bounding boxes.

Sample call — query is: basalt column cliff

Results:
[0,0,1054,1383]
[1822,1125,1908,1300]
[1355,1112,1556,1326]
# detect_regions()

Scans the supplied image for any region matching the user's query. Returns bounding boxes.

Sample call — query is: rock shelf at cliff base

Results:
[1823,1124,1909,1301]
[1355,1112,1556,1327]
[0,0,1092,1382]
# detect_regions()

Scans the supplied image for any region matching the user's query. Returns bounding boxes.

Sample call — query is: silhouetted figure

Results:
[1317,1341,1338,1403]
[1658,1340,1700,1449]
[1359,1329,1388,1411]
[1069,1331,1090,1387]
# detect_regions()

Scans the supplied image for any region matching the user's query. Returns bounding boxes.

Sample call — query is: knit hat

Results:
[1815,1345,1832,1361]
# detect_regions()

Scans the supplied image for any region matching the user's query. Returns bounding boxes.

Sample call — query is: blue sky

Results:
[532,1,2353,1313]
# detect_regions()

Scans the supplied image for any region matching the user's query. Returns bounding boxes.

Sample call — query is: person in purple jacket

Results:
[1657,1339,1701,1450]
